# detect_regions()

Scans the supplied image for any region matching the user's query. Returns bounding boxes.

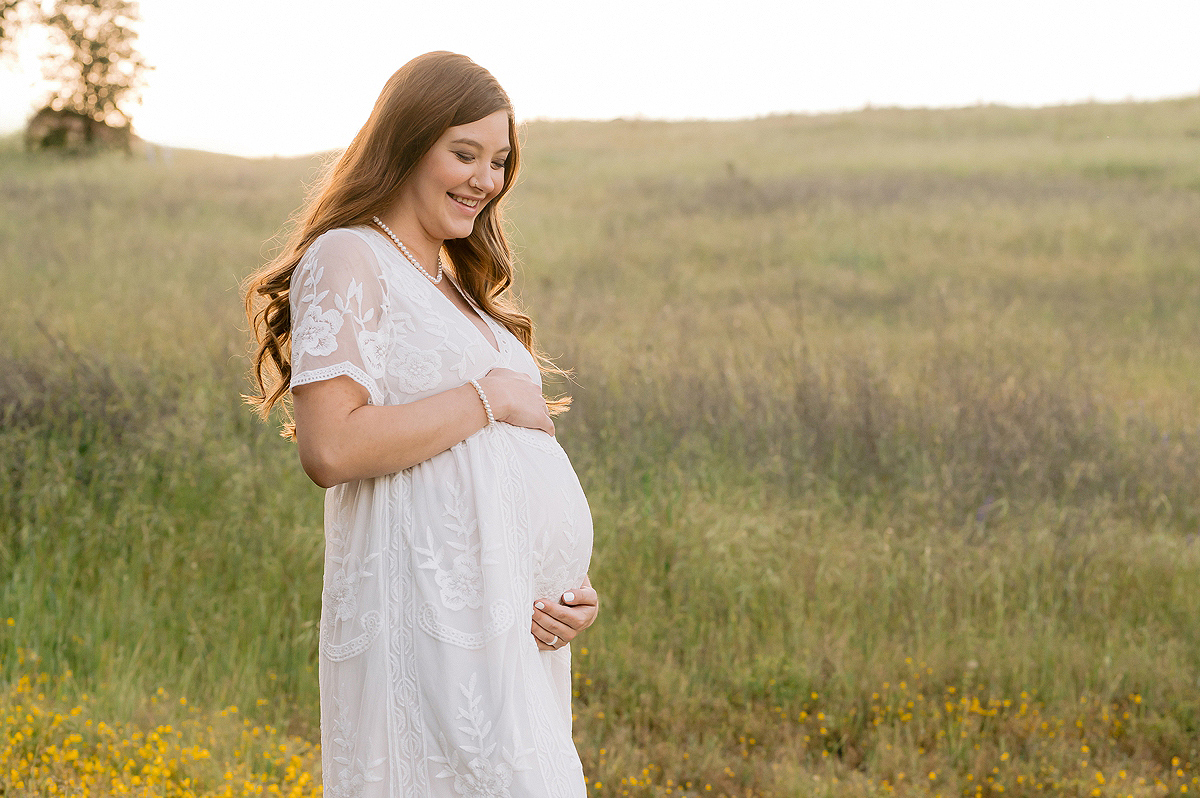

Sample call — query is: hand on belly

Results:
[530,579,598,651]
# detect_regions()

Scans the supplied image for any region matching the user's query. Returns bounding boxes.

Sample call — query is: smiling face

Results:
[386,109,512,255]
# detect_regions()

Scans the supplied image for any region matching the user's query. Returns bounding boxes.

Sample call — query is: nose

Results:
[474,164,497,194]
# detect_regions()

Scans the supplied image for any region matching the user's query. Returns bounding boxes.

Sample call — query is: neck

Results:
[373,211,442,269]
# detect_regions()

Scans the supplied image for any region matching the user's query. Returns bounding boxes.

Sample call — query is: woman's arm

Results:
[293,367,554,488]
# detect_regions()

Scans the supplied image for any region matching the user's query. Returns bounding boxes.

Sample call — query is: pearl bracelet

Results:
[469,379,495,425]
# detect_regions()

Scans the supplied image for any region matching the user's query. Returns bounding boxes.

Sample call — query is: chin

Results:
[443,221,479,240]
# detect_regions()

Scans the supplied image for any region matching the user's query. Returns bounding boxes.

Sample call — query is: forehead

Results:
[439,109,511,152]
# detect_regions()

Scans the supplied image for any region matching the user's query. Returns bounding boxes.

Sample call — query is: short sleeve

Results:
[290,229,390,405]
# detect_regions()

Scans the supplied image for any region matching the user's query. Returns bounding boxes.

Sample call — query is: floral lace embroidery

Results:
[321,552,382,663]
[294,263,376,363]
[431,674,533,798]
[322,610,381,663]
[417,601,514,650]
[415,481,497,611]
[324,552,377,621]
[292,241,396,408]
[356,328,388,379]
[295,302,344,358]
[389,340,443,394]
[533,486,586,601]
[436,556,483,610]
[328,696,385,798]
[532,557,571,604]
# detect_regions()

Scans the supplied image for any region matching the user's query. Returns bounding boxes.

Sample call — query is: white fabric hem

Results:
[291,363,384,406]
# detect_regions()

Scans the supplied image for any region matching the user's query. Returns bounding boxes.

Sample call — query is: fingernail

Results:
[534,602,545,610]
[562,591,574,603]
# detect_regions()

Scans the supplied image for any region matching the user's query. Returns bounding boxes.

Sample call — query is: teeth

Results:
[453,195,479,207]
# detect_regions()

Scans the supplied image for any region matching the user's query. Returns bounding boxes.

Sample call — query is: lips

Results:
[450,193,480,209]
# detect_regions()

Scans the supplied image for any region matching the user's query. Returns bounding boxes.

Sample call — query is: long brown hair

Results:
[243,51,566,436]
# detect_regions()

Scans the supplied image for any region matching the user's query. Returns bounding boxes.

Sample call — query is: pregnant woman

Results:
[243,52,597,797]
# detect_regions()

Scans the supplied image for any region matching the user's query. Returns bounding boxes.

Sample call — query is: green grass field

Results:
[2,96,1200,796]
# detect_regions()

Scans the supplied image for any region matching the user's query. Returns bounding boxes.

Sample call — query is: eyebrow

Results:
[450,137,510,154]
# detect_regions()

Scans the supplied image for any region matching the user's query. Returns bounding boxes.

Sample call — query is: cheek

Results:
[419,155,462,194]
[441,158,475,188]
[489,172,508,199]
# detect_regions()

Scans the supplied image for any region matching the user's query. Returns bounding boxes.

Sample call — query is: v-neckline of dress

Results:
[439,271,502,355]
[371,227,502,355]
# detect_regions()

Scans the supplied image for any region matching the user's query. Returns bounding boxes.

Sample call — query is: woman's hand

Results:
[478,368,554,436]
[531,575,598,651]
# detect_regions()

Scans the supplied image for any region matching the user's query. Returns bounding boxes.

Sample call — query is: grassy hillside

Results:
[2,97,1199,796]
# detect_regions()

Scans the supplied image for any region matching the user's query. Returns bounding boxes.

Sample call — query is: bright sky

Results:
[2,0,1198,157]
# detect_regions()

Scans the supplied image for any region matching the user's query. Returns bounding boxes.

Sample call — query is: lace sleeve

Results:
[289,229,390,406]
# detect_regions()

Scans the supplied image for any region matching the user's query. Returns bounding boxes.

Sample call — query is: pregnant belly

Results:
[501,425,595,600]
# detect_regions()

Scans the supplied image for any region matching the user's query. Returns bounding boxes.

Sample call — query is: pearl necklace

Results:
[372,216,443,284]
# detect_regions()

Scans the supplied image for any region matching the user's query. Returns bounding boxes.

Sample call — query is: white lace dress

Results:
[289,227,593,798]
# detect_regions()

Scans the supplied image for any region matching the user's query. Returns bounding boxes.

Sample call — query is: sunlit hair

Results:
[243,51,567,437]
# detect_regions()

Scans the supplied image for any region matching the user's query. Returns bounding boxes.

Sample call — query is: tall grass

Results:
[2,97,1200,796]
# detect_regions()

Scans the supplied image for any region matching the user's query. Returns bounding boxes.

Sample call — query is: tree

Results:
[40,0,149,128]
[0,0,30,54]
